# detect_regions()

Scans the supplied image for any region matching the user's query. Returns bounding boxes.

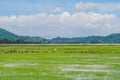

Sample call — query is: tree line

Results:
[0,38,42,44]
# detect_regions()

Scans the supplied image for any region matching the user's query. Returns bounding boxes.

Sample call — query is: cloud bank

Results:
[0,11,119,38]
[75,2,120,12]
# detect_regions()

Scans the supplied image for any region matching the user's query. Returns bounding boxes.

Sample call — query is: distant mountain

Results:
[0,28,46,43]
[0,28,20,40]
[51,36,104,43]
[104,33,120,43]
[20,36,48,43]
[51,34,120,43]
[0,27,120,43]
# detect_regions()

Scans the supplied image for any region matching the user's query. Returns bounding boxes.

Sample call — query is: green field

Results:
[0,45,120,80]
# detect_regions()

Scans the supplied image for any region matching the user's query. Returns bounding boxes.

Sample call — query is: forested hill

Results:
[0,28,20,40]
[51,34,120,43]
[0,28,46,43]
[0,27,120,44]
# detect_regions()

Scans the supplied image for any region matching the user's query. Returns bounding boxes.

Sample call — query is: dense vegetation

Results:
[0,28,47,44]
[51,34,120,43]
[0,28,19,40]
[0,27,120,44]
[0,45,120,80]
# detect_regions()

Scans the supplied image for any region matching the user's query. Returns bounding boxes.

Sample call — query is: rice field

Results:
[0,45,120,80]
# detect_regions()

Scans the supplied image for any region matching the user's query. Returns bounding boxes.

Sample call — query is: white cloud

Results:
[75,2,96,11]
[51,7,63,13]
[75,2,120,12]
[0,12,120,38]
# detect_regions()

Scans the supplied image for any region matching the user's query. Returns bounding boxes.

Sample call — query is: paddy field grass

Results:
[0,45,120,80]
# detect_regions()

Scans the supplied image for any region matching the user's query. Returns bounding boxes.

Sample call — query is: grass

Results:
[0,45,120,80]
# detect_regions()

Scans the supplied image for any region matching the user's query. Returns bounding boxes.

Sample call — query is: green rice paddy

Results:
[0,45,120,80]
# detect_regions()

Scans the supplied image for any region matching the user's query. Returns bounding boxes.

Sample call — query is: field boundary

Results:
[0,44,120,46]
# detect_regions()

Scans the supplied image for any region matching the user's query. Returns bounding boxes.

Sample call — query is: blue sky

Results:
[0,0,120,38]
[0,0,120,16]
[0,0,80,15]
